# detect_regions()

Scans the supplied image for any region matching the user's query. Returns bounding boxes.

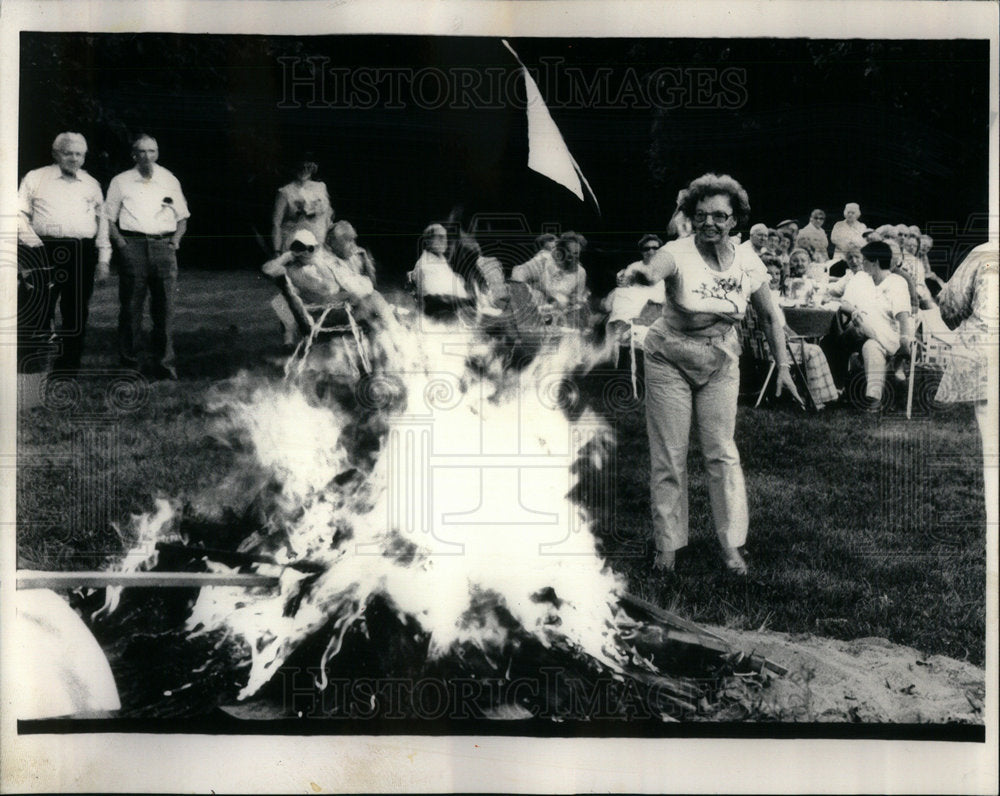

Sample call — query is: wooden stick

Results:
[620,592,731,646]
[747,653,789,677]
[16,570,280,590]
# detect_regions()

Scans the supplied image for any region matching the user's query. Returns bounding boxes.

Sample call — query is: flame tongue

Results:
[119,315,633,703]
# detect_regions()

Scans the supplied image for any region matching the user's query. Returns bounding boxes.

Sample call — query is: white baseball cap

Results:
[290,229,318,248]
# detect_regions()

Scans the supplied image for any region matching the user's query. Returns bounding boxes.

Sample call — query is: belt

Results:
[120,229,172,239]
[37,235,96,243]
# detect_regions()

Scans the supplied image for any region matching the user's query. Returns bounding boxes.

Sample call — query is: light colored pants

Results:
[861,337,901,400]
[643,322,749,553]
[271,294,298,344]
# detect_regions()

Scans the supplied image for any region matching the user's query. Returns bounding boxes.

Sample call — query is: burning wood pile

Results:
[92,317,785,721]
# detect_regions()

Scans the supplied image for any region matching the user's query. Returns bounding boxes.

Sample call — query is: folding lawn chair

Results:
[277,274,371,381]
[741,306,813,411]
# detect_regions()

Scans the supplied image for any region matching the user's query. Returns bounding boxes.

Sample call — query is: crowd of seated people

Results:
[261,223,402,370]
[261,200,951,414]
[600,202,949,412]
[403,226,593,328]
[510,231,590,327]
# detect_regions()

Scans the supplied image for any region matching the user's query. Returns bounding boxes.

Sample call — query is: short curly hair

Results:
[678,173,751,228]
[535,233,557,250]
[557,230,587,250]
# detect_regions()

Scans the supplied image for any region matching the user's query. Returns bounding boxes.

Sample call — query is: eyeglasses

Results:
[290,243,315,253]
[642,245,660,252]
[693,211,733,224]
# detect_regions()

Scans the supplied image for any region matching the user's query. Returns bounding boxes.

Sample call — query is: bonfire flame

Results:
[105,313,741,718]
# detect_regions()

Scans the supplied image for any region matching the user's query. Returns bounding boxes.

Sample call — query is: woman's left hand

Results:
[774,366,804,406]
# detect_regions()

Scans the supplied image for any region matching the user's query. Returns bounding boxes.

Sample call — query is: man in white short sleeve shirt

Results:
[105,134,190,379]
[17,132,111,372]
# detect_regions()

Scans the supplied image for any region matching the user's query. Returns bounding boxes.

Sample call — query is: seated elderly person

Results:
[919,234,941,289]
[409,223,474,316]
[738,223,769,256]
[603,234,666,340]
[828,240,913,410]
[263,228,401,350]
[898,225,943,308]
[765,228,783,259]
[873,224,903,266]
[450,235,508,312]
[786,247,811,280]
[775,229,793,268]
[534,232,558,256]
[511,231,590,326]
[824,246,863,301]
[326,220,378,285]
[759,256,840,409]
[508,233,557,283]
[775,218,799,241]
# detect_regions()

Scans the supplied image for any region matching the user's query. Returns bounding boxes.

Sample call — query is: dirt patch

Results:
[716,627,985,723]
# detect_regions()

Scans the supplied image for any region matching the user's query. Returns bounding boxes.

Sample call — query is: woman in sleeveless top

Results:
[271,158,333,255]
[618,173,800,576]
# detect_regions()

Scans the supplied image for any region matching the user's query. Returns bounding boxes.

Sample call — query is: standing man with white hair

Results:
[17,132,111,372]
[830,202,869,260]
[105,134,190,380]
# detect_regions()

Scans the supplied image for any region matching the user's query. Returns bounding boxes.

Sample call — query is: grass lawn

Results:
[16,269,987,667]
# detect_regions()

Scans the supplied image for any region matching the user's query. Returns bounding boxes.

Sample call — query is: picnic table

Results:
[782,303,839,339]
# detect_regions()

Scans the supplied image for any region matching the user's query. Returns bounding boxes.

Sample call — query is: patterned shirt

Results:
[659,235,768,336]
[935,243,996,403]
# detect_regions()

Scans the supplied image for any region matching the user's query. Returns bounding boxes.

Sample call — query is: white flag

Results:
[502,40,600,213]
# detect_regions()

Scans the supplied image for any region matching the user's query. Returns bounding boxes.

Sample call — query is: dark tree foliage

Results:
[19,34,990,288]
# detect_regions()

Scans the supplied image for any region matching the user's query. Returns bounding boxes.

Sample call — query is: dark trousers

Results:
[820,314,865,388]
[117,236,177,369]
[17,237,96,372]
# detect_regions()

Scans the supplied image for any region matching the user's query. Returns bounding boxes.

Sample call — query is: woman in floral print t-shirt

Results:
[618,173,799,576]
